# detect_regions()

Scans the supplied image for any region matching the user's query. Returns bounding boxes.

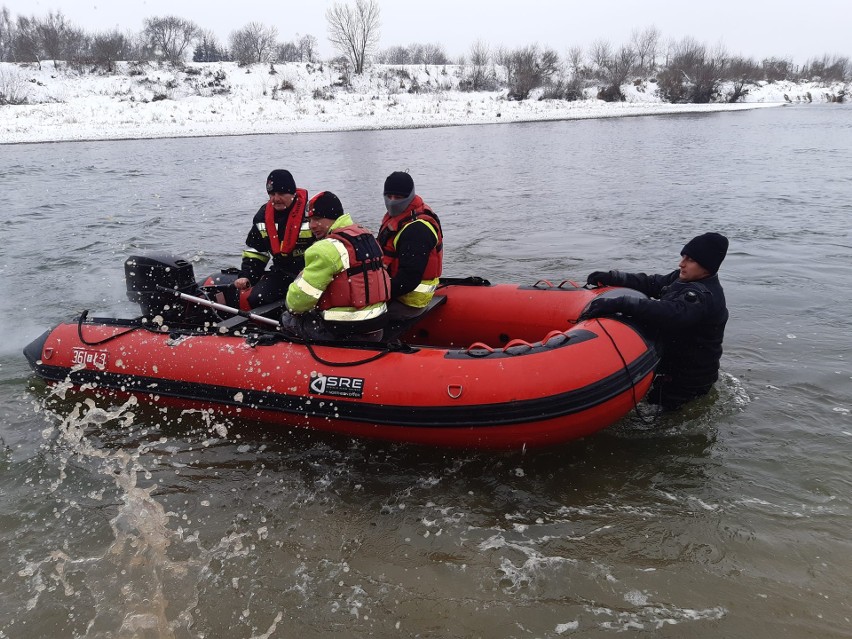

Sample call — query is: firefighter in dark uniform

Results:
[376,171,443,321]
[233,169,314,310]
[580,232,729,410]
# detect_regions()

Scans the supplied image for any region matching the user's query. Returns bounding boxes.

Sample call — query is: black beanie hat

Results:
[681,232,729,274]
[266,169,296,194]
[308,191,344,219]
[383,171,414,197]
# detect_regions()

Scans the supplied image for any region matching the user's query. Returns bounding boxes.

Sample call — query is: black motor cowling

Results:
[125,253,199,321]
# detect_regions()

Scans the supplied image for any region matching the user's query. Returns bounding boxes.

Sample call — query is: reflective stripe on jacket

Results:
[377,197,443,308]
[286,215,390,323]
[240,188,313,282]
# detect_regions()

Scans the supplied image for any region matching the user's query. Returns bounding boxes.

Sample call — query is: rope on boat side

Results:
[76,310,142,346]
[591,318,656,425]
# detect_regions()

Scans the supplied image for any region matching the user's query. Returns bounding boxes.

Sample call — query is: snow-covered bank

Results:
[1,61,846,145]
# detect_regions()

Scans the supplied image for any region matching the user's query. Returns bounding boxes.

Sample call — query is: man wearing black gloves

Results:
[581,232,729,410]
[233,169,313,310]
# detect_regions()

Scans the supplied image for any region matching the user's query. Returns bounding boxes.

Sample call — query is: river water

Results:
[1,105,851,638]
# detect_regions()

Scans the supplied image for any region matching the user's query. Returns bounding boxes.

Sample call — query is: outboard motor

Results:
[125,253,200,322]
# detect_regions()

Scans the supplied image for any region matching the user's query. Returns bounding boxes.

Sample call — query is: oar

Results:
[156,286,281,328]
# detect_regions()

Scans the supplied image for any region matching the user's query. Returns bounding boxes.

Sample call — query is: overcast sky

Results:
[5,0,849,65]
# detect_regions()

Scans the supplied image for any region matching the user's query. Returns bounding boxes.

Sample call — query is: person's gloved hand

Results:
[586,270,616,287]
[578,296,623,322]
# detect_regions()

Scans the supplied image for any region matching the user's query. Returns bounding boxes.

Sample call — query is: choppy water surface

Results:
[1,105,851,638]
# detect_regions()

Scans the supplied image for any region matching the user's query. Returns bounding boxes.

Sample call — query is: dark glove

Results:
[578,296,623,321]
[586,270,616,287]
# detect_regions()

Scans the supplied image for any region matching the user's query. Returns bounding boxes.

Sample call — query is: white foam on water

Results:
[587,601,727,631]
[22,394,258,637]
[479,533,576,593]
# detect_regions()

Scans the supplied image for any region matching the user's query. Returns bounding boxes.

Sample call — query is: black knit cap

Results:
[308,191,344,219]
[681,232,729,274]
[383,171,414,197]
[266,169,296,194]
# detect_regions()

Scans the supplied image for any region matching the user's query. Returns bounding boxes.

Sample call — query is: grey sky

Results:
[5,0,849,65]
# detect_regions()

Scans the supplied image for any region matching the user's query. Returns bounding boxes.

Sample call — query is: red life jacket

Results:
[318,225,392,311]
[377,196,443,279]
[265,188,309,256]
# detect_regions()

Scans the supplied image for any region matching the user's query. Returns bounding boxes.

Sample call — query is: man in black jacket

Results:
[581,232,729,410]
[233,169,313,310]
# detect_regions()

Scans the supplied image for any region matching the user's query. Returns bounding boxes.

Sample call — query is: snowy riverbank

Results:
[1,61,847,144]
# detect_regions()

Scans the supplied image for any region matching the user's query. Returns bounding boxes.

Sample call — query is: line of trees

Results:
[455,28,850,102]
[0,6,322,70]
[1,2,850,105]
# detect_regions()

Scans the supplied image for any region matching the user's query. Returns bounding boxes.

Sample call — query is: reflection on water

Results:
[2,105,852,637]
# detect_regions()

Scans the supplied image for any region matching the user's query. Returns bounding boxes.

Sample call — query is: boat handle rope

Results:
[532,279,555,289]
[463,331,571,356]
[463,342,495,357]
[503,338,535,352]
[591,318,655,425]
[77,310,142,346]
[557,279,582,289]
[532,279,584,291]
[302,339,397,367]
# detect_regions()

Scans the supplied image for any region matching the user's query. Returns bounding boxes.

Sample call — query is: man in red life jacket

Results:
[376,171,443,320]
[233,169,314,310]
[281,191,391,341]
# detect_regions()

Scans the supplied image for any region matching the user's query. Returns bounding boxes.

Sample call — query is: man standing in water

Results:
[581,232,729,410]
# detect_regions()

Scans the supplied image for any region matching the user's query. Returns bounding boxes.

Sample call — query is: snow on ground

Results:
[0,60,847,145]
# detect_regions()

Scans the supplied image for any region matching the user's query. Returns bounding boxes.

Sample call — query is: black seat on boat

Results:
[382,295,447,343]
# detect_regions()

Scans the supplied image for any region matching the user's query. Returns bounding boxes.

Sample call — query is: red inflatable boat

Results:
[24,254,659,449]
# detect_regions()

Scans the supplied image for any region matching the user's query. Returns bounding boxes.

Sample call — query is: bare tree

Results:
[13,15,41,68]
[462,39,495,90]
[229,22,278,65]
[566,45,584,79]
[493,45,510,69]
[761,56,792,82]
[802,54,850,82]
[378,42,449,65]
[597,44,636,101]
[194,29,228,62]
[657,37,728,103]
[91,29,132,71]
[143,15,199,64]
[326,0,381,74]
[0,6,15,62]
[631,25,660,75]
[276,40,300,63]
[420,43,448,65]
[505,44,561,99]
[298,34,318,62]
[589,38,613,78]
[36,11,71,61]
[724,56,760,102]
[377,45,410,65]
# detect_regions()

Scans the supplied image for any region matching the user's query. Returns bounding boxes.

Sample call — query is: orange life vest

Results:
[377,196,443,279]
[318,225,391,311]
[265,188,309,256]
